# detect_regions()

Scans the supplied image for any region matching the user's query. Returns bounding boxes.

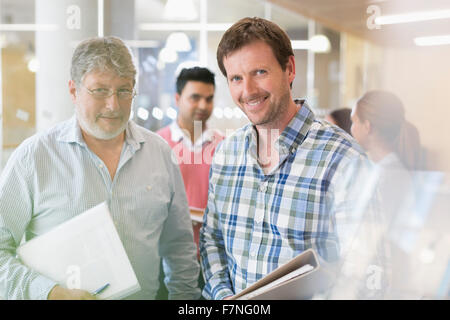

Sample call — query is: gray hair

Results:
[70,36,137,87]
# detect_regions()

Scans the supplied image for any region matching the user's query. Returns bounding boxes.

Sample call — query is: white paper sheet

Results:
[17,202,140,299]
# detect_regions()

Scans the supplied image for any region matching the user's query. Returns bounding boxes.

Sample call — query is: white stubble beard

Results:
[75,104,128,140]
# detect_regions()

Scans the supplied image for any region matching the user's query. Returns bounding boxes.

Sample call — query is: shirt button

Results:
[99,164,104,168]
[250,251,257,258]
[259,182,268,192]
[146,185,152,191]
[254,215,263,224]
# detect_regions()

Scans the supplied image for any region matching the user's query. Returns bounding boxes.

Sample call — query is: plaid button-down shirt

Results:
[200,100,370,300]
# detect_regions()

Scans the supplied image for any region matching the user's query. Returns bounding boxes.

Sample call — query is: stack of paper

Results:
[231,249,333,300]
[237,264,314,300]
[17,202,140,299]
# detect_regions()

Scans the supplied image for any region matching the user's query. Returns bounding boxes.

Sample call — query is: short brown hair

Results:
[217,17,294,77]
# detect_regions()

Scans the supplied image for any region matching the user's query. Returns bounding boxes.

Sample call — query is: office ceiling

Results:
[269,0,450,47]
[1,0,450,48]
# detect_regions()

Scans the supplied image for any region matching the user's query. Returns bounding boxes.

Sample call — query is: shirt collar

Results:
[125,120,146,151]
[245,99,314,156]
[169,120,216,148]
[56,116,85,145]
[278,99,314,154]
[169,121,185,143]
[57,115,145,151]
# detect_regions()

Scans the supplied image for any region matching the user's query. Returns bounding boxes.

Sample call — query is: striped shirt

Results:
[0,116,200,300]
[199,101,370,300]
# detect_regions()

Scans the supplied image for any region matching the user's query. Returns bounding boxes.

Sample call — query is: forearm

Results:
[201,266,234,300]
[199,223,234,300]
[0,230,57,299]
[0,141,60,299]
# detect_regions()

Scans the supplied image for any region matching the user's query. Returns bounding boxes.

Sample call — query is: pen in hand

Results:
[92,283,110,296]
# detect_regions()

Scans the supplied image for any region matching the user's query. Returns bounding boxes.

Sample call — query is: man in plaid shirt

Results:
[199,17,373,300]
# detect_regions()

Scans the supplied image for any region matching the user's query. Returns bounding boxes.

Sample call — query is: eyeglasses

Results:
[82,85,136,100]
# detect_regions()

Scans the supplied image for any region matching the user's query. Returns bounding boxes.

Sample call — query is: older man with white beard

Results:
[0,36,200,300]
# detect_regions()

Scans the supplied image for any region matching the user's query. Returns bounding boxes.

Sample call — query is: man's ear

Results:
[174,93,181,107]
[68,80,77,104]
[286,55,296,88]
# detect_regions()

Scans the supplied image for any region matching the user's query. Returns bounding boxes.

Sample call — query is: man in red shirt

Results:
[157,67,224,254]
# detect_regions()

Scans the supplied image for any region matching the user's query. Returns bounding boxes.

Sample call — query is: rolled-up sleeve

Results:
[0,148,57,300]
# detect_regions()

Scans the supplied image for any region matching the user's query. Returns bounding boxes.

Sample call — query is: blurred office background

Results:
[0,0,448,299]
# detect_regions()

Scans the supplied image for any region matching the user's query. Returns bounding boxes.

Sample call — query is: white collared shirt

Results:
[0,116,200,299]
[169,121,218,152]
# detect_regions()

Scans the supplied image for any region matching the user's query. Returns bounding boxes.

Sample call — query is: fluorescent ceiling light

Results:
[309,35,331,53]
[291,35,331,53]
[223,107,233,119]
[213,108,223,119]
[137,107,149,121]
[163,0,198,21]
[166,32,191,52]
[98,0,104,37]
[27,58,40,73]
[152,107,164,120]
[0,24,59,31]
[159,47,178,63]
[375,9,450,25]
[156,60,166,70]
[166,107,178,120]
[414,34,450,46]
[291,40,310,50]
[233,108,244,119]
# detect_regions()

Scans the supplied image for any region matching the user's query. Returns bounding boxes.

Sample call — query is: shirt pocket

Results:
[121,179,171,234]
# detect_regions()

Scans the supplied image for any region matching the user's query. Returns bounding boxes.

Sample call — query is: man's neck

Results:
[255,100,301,174]
[81,130,125,180]
[256,100,300,150]
[256,130,279,174]
[82,130,125,152]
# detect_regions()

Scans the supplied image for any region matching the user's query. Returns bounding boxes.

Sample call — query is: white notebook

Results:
[231,249,333,300]
[17,202,140,299]
[237,264,314,300]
